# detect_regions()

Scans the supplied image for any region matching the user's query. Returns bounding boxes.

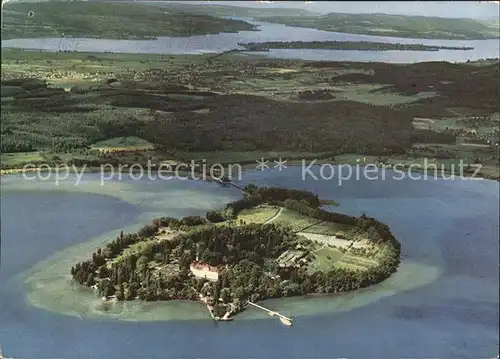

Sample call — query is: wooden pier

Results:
[247,301,293,326]
[206,303,219,321]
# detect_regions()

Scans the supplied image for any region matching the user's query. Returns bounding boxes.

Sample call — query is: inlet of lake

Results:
[2,20,499,63]
[1,166,498,358]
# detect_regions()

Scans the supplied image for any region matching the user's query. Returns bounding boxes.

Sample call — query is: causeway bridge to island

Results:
[208,176,245,191]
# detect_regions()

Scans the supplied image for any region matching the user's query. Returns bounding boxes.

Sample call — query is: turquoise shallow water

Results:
[1,169,498,358]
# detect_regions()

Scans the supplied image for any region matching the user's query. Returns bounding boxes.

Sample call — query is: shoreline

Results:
[2,160,498,181]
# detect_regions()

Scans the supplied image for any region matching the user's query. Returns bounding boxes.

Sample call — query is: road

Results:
[263,207,284,224]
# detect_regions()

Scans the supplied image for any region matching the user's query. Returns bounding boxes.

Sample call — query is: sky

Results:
[169,1,500,20]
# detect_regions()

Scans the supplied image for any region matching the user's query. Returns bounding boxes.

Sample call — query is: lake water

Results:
[1,168,498,358]
[2,20,499,63]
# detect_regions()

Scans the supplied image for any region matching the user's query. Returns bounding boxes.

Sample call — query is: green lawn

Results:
[308,245,378,272]
[236,206,280,224]
[414,116,500,134]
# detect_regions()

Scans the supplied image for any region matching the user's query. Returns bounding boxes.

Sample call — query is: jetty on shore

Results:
[194,289,234,321]
[247,301,293,326]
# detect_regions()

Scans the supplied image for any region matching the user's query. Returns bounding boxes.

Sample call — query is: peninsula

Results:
[71,185,401,320]
[239,41,474,52]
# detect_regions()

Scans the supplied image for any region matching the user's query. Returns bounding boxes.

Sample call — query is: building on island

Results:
[190,261,219,281]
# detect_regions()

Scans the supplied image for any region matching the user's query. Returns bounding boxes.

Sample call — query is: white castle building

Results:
[189,260,219,281]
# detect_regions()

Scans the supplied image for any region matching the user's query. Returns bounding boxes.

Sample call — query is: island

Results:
[238,41,474,52]
[71,185,401,321]
[1,2,256,40]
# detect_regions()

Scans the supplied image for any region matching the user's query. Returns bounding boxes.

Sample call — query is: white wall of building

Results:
[190,267,219,281]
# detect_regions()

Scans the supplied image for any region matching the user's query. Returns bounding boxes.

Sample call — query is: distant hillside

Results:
[1,1,256,40]
[254,12,500,40]
[131,1,317,18]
